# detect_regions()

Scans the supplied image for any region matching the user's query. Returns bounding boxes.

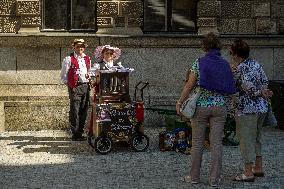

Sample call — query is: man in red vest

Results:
[60,39,91,141]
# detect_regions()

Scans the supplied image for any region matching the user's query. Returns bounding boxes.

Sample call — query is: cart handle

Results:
[135,81,149,89]
[134,81,149,101]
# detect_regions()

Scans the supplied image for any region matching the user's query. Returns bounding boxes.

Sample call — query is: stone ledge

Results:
[0,94,179,132]
[0,34,282,48]
[96,27,143,35]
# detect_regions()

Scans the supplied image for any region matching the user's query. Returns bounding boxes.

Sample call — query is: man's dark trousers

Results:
[68,83,90,137]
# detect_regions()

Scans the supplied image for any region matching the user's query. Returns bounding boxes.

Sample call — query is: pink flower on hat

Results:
[94,45,122,63]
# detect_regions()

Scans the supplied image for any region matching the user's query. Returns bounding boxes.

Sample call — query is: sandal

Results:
[181,176,199,184]
[233,174,255,182]
[252,167,264,177]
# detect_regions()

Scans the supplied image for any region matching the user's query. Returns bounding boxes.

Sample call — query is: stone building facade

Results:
[0,0,283,131]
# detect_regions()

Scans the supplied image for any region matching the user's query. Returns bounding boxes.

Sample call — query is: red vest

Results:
[67,53,90,88]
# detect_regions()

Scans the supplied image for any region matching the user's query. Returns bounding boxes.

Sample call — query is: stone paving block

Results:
[0,127,283,188]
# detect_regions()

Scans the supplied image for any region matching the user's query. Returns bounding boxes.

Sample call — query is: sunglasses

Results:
[75,45,85,48]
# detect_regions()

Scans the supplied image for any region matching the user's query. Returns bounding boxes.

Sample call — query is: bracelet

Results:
[177,100,182,105]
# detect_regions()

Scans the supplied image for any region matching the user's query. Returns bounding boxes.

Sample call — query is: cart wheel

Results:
[94,136,113,155]
[130,134,149,152]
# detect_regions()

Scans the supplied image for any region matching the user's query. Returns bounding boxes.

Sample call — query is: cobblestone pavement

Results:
[0,127,283,189]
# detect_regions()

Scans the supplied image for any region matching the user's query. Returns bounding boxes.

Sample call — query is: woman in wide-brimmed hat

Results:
[93,45,122,70]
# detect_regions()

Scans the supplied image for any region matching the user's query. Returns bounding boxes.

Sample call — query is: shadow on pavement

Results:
[0,135,94,155]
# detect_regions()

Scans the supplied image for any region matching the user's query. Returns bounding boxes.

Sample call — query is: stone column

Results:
[16,0,40,33]
[197,0,221,35]
[96,0,143,35]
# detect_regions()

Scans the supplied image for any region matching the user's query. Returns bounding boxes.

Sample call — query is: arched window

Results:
[41,0,96,31]
[143,0,198,33]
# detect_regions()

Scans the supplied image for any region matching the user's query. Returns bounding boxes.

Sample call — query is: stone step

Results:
[0,96,70,132]
[0,95,178,132]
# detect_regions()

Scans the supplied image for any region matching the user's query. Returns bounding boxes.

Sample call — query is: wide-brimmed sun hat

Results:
[72,38,88,47]
[94,45,121,62]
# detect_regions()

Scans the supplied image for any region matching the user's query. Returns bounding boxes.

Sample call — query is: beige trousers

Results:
[235,113,266,164]
[190,106,227,183]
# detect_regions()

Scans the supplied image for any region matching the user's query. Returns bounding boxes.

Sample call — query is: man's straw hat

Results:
[72,38,88,47]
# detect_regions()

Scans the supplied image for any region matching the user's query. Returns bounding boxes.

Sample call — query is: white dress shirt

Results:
[60,52,90,84]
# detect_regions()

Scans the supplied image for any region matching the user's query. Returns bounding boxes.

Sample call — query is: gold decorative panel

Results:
[22,16,40,26]
[16,0,40,16]
[2,16,19,33]
[121,1,142,16]
[97,17,112,26]
[97,2,118,16]
[0,0,16,16]
[0,17,3,32]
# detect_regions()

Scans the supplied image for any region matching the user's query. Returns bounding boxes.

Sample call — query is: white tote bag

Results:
[180,87,201,119]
